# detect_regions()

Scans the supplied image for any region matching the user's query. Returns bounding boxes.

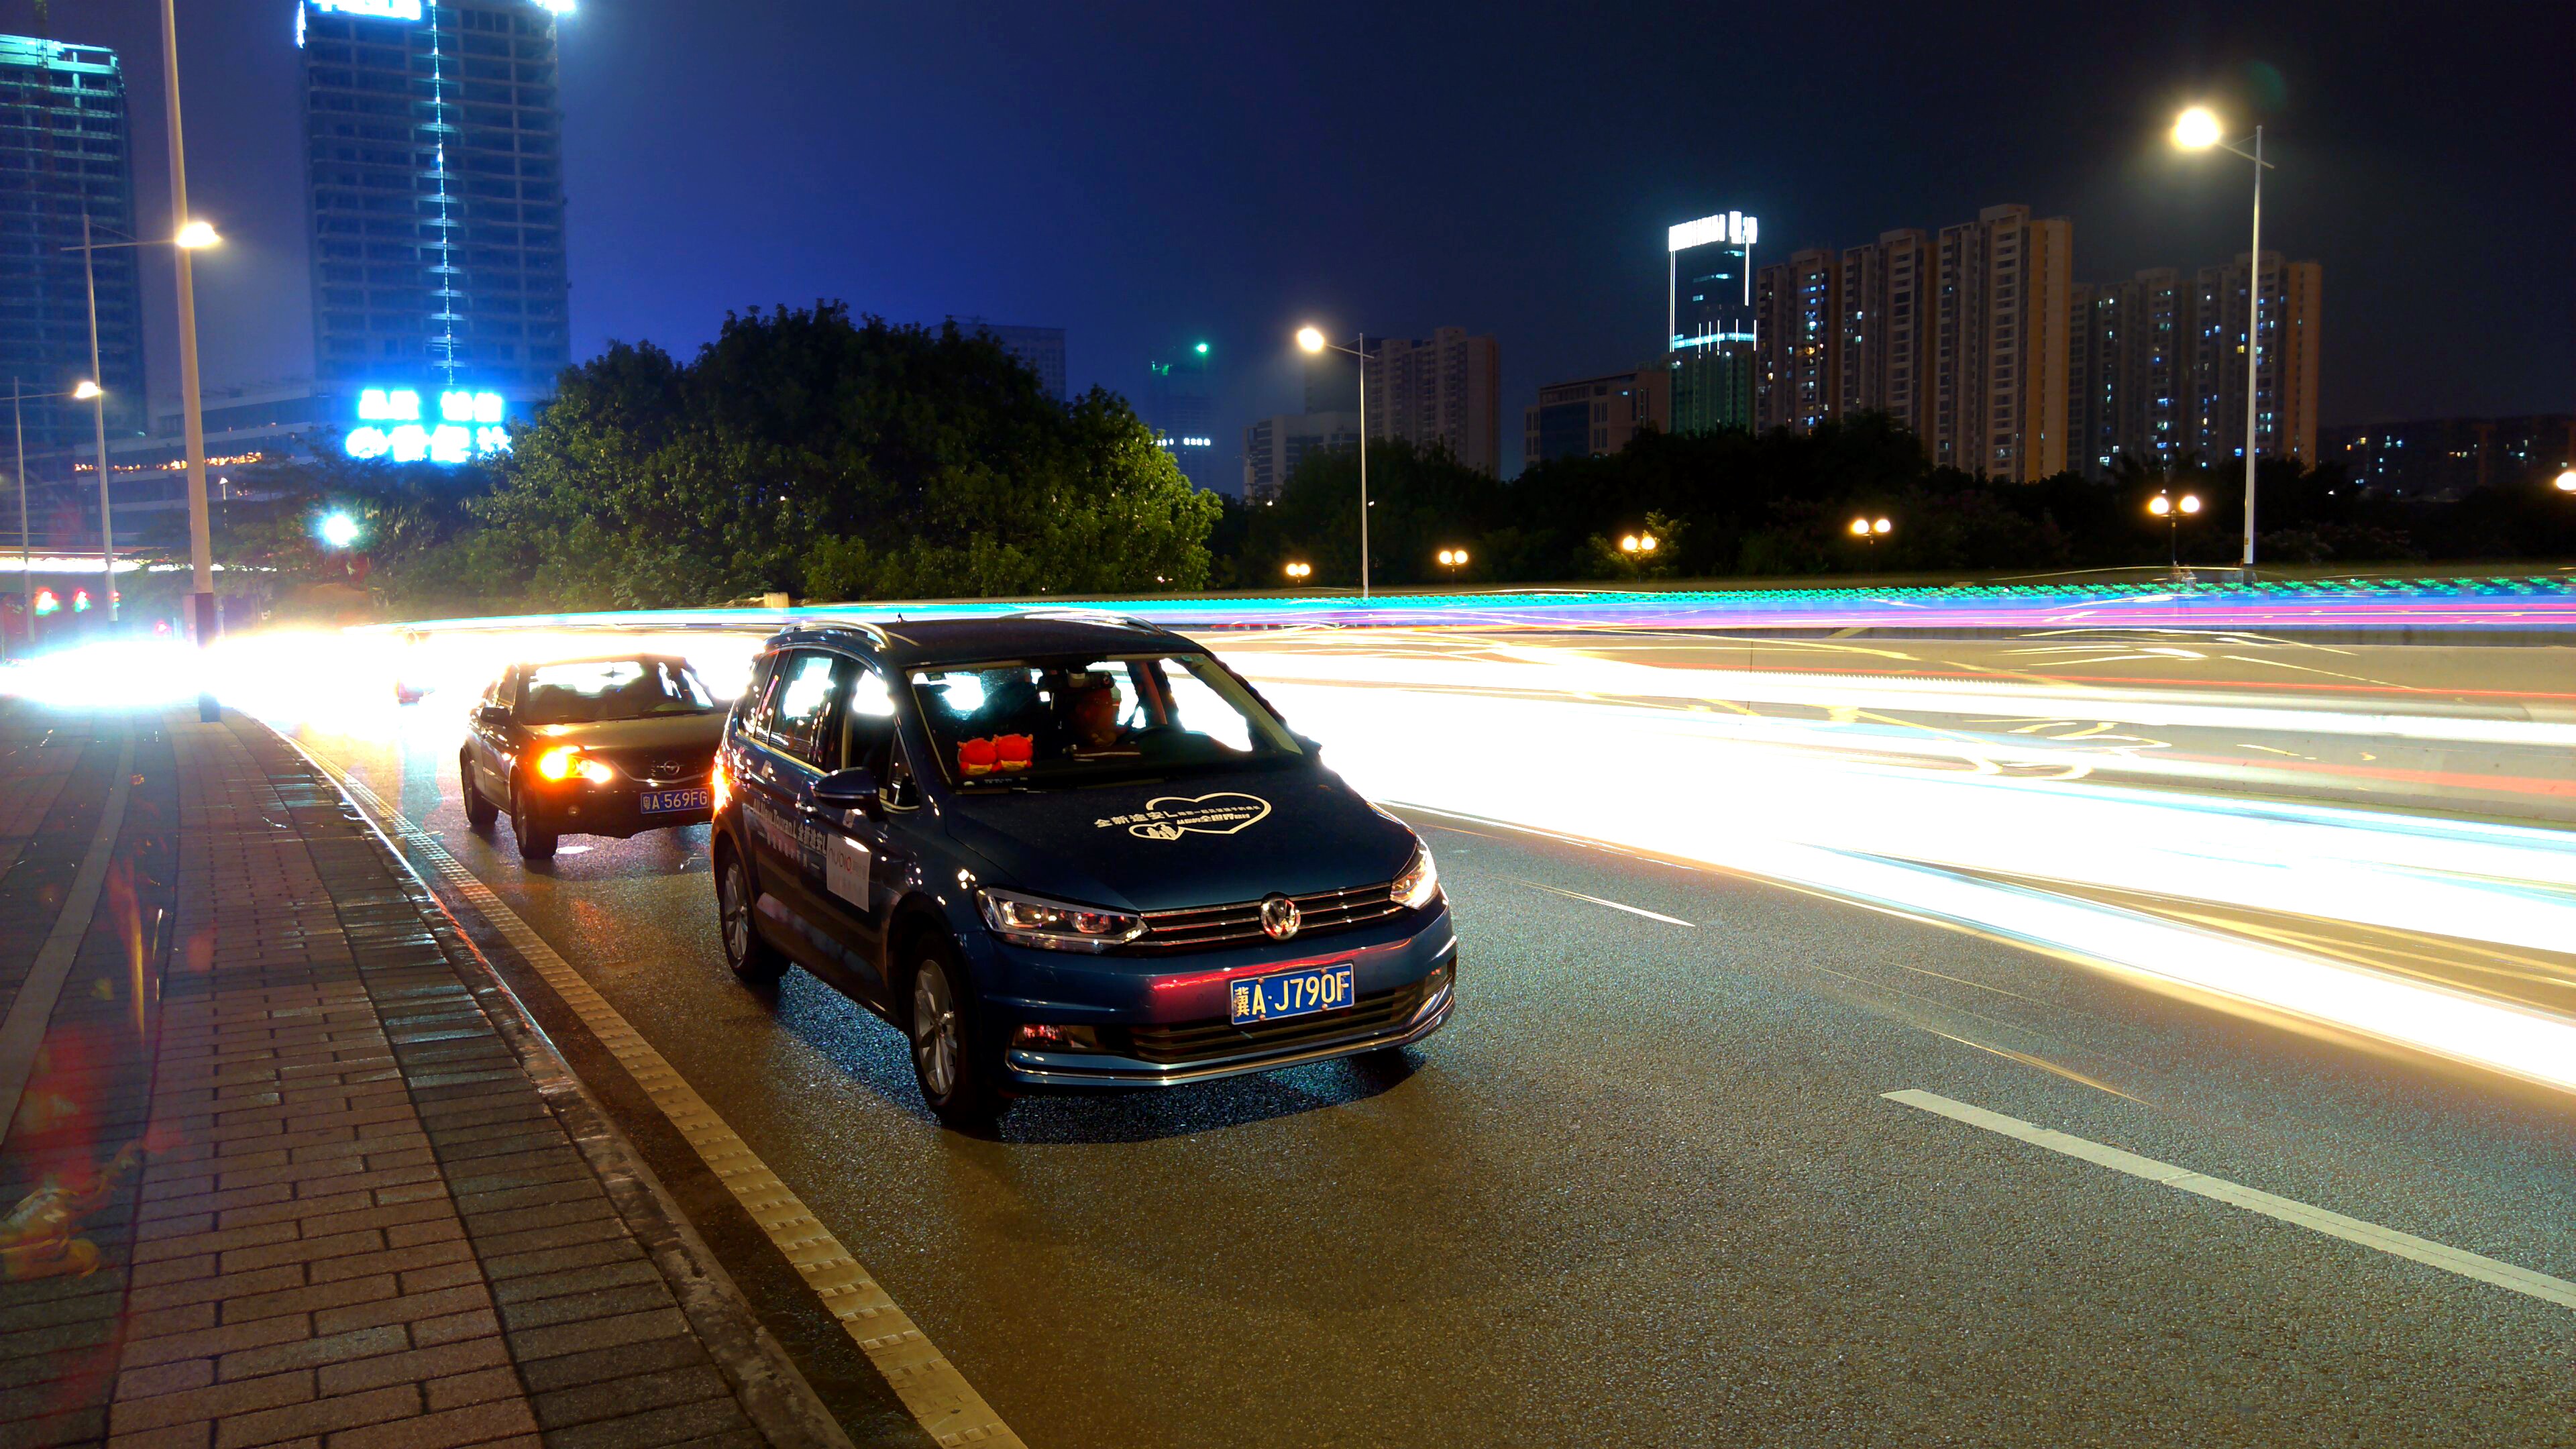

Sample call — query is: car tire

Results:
[906,943,1006,1128]
[716,847,788,984]
[461,752,498,829]
[509,777,557,860]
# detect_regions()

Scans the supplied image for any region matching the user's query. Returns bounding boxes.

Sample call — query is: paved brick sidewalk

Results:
[0,704,856,1449]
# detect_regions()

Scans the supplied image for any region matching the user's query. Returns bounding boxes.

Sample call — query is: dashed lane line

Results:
[1503,875,1697,928]
[1884,1088,2576,1312]
[308,755,1023,1449]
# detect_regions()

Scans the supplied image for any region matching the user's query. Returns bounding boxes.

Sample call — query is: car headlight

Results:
[1390,841,1440,910]
[535,746,614,786]
[976,888,1146,953]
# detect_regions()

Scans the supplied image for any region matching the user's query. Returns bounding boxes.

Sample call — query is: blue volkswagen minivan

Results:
[708,614,1456,1124]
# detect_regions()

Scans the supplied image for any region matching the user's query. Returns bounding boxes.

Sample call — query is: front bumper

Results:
[983,904,1458,1089]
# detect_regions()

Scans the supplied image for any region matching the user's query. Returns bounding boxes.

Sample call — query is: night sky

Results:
[9,0,2571,478]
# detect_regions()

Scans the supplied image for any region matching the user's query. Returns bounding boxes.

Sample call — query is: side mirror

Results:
[474,704,511,728]
[812,767,880,815]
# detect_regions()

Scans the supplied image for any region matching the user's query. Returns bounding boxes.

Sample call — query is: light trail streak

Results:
[1260,682,2576,1091]
[10,594,2572,1096]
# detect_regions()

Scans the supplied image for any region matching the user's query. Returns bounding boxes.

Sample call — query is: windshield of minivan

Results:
[519,659,716,724]
[909,653,1300,786]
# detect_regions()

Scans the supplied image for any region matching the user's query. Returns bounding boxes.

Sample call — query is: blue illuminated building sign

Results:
[343,388,511,464]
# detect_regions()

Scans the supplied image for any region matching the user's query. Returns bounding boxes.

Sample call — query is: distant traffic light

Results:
[72,588,91,612]
[33,588,60,615]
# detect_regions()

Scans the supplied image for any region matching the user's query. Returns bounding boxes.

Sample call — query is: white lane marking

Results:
[305,751,1023,1448]
[0,731,133,1137]
[1505,875,1696,928]
[1884,1088,2576,1312]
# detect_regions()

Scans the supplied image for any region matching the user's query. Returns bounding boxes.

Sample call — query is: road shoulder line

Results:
[1884,1087,2576,1311]
[0,727,131,1136]
[299,739,1023,1449]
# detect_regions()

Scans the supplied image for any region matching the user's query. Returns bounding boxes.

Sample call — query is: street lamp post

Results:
[9,381,24,655]
[2554,467,2576,495]
[2174,106,2275,583]
[1296,326,1371,597]
[2147,490,2204,576]
[161,0,219,719]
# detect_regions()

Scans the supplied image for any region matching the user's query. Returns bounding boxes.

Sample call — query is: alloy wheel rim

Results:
[719,863,748,964]
[913,966,957,1097]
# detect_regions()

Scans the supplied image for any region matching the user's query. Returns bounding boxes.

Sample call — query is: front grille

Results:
[1127,881,1405,954]
[586,746,713,784]
[1111,979,1430,1066]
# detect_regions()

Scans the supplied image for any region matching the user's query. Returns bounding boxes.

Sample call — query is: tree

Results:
[478,306,1219,608]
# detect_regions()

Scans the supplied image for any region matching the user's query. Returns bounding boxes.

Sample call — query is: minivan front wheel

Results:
[908,947,1004,1127]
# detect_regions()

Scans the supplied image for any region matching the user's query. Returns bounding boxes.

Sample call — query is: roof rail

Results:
[999,607,1168,632]
[782,617,891,645]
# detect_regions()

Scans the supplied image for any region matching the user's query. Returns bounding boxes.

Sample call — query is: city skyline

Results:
[0,0,2563,482]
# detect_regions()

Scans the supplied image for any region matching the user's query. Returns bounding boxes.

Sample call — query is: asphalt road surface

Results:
[254,629,2576,1448]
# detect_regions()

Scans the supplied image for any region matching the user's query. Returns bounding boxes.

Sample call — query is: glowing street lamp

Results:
[175,220,221,249]
[1436,547,1470,570]
[1618,533,1658,555]
[2148,490,2203,574]
[2554,468,2576,494]
[1283,560,1312,583]
[318,511,362,550]
[1296,325,1374,597]
[2174,103,2275,580]
[1848,516,1892,548]
[73,380,100,400]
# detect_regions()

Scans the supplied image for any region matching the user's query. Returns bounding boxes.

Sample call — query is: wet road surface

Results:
[260,631,2576,1447]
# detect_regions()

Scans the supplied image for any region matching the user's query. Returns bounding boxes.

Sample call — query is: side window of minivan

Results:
[760,651,848,770]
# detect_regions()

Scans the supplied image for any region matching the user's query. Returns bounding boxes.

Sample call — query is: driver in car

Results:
[1061,672,1142,759]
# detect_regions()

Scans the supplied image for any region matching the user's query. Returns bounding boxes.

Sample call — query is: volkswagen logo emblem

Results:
[650,760,682,780]
[1258,894,1301,941]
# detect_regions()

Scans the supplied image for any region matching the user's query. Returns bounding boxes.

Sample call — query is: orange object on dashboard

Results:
[959,737,998,776]
[996,735,1033,772]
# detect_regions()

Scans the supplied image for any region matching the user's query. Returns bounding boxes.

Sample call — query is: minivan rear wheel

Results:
[717,848,787,984]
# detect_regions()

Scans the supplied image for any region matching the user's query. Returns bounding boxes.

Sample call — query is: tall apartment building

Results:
[1,36,147,452]
[1242,411,1361,500]
[1931,204,2072,482]
[1833,229,1933,437]
[2127,268,2192,473]
[955,318,1066,401]
[2190,252,2322,468]
[2069,281,2129,478]
[1143,341,1219,492]
[1660,211,1760,438]
[1524,370,1664,466]
[1364,327,1501,476]
[1754,248,1839,433]
[300,0,572,405]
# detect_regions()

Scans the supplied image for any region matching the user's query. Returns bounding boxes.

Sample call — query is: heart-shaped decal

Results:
[1097,792,1273,841]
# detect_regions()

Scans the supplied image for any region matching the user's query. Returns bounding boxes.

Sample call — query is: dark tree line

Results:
[1221,413,2576,588]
